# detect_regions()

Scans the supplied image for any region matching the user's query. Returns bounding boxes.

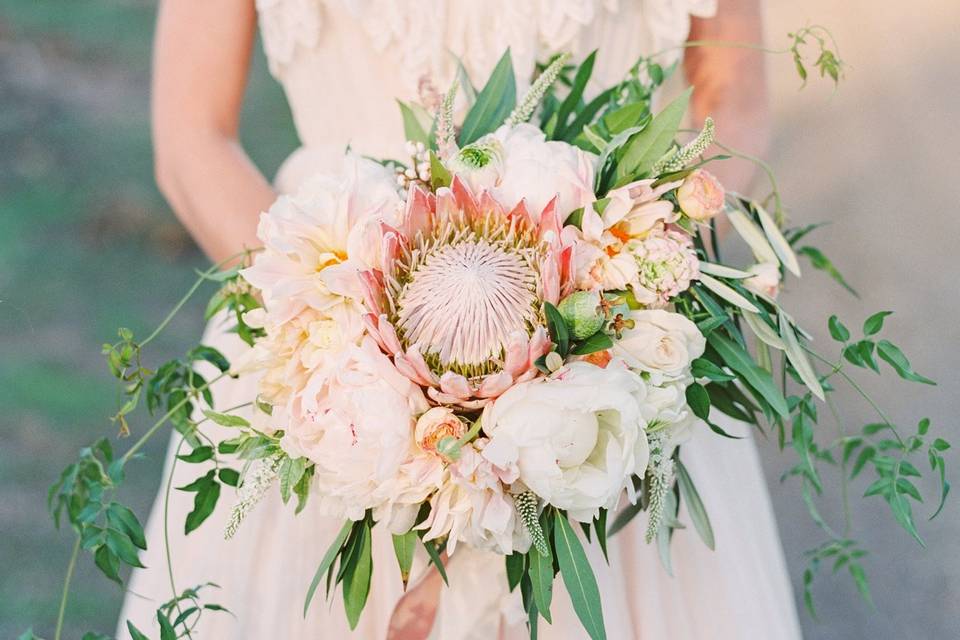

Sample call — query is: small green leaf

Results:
[126,621,150,640]
[544,302,570,356]
[798,246,858,297]
[828,315,850,342]
[505,553,525,592]
[707,332,790,419]
[876,340,935,385]
[177,445,214,464]
[421,538,449,585]
[202,409,250,428]
[106,502,146,550]
[392,531,417,589]
[690,358,736,382]
[554,513,606,640]
[685,383,711,421]
[396,100,430,145]
[529,530,555,623]
[571,331,613,356]
[218,468,240,487]
[863,311,892,336]
[105,528,145,568]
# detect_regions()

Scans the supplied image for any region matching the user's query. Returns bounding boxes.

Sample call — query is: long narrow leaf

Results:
[304,520,353,617]
[778,312,825,400]
[554,515,606,640]
[459,50,516,145]
[676,460,715,550]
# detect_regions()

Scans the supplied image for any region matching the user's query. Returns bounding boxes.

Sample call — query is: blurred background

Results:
[1,1,957,638]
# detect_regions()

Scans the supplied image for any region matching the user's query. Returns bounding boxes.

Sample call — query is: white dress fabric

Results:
[118,2,803,638]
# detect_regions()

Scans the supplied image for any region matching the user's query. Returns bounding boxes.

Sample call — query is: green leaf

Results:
[392,531,417,589]
[202,409,250,428]
[105,527,145,568]
[697,274,760,313]
[607,500,643,538]
[177,445,214,464]
[126,621,150,640]
[615,88,691,184]
[505,553,525,592]
[279,457,307,505]
[396,100,430,145]
[187,345,231,373]
[690,358,736,382]
[94,544,122,583]
[529,539,555,623]
[544,302,570,356]
[798,246,858,297]
[158,611,176,640]
[676,460,715,550]
[218,468,240,487]
[421,538,449,585]
[571,331,613,356]
[552,51,596,140]
[106,502,146,550]
[304,520,353,617]
[603,102,646,135]
[778,312,825,401]
[459,50,516,145]
[685,383,711,421]
[177,471,221,535]
[707,332,790,419]
[876,340,936,385]
[343,522,373,629]
[553,514,606,640]
[429,151,452,190]
[828,315,850,342]
[863,311,892,336]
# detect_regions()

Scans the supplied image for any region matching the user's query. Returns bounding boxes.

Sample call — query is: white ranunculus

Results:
[481,362,649,522]
[487,124,596,221]
[613,309,706,381]
[242,152,400,325]
[279,337,430,521]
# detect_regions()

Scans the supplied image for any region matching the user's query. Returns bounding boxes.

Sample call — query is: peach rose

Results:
[415,407,467,457]
[677,169,725,221]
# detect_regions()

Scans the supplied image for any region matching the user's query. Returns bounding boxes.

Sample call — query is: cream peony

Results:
[613,310,706,381]
[418,439,529,555]
[486,123,596,220]
[744,261,782,299]
[241,153,401,326]
[279,337,429,521]
[481,362,649,522]
[677,169,725,221]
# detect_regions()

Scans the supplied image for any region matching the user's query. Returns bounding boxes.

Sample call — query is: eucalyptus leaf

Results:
[554,514,606,640]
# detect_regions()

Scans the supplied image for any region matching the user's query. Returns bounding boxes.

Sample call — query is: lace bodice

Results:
[255,0,716,186]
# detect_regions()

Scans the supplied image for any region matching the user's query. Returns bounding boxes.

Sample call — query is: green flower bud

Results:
[557,291,605,340]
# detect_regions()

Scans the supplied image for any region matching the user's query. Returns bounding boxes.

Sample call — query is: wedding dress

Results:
[118,1,802,638]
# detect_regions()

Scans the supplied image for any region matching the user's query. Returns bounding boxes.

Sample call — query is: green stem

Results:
[825,394,854,536]
[164,437,193,639]
[122,372,229,464]
[140,250,251,349]
[54,536,81,640]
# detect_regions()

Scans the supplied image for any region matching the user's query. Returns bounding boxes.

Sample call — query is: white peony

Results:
[613,309,706,381]
[481,361,649,522]
[279,337,430,521]
[241,152,401,325]
[418,439,530,555]
[457,124,595,220]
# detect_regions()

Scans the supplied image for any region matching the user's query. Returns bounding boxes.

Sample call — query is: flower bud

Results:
[677,169,724,221]
[557,290,605,340]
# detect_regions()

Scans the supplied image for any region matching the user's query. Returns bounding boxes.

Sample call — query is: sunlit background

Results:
[2,1,957,637]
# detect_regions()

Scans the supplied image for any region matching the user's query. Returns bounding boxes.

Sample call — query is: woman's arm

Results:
[684,0,770,194]
[152,0,275,264]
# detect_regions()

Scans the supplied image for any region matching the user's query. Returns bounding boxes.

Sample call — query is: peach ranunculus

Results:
[415,407,468,457]
[677,169,725,221]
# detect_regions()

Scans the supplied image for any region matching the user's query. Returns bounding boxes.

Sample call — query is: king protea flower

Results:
[361,177,573,408]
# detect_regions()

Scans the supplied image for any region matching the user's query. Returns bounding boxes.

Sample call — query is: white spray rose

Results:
[481,362,649,522]
[613,309,706,381]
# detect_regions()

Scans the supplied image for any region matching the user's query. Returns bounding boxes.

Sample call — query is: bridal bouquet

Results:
[40,39,951,640]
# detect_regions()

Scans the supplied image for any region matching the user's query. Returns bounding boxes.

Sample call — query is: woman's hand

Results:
[685,0,770,195]
[152,0,276,264]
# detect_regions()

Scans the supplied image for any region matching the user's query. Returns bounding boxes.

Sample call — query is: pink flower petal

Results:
[376,314,404,355]
[537,195,562,246]
[477,371,513,398]
[528,327,551,362]
[503,331,530,378]
[402,186,435,240]
[439,371,473,399]
[359,269,385,315]
[450,175,479,220]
